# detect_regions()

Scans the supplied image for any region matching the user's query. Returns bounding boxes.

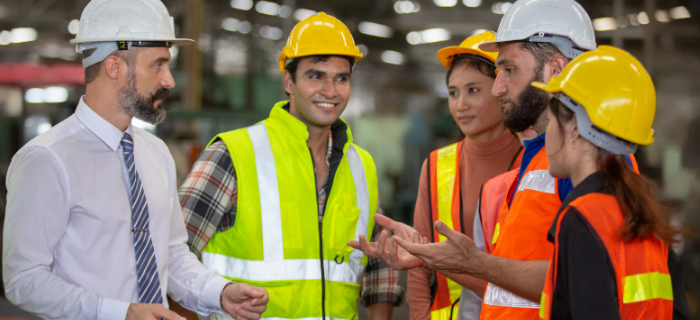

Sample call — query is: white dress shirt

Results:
[3,98,230,320]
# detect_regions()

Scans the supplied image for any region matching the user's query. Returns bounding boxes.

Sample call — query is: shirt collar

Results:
[523,132,546,149]
[75,96,133,152]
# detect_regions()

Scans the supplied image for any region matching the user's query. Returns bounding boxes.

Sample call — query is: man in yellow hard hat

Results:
[179,12,404,320]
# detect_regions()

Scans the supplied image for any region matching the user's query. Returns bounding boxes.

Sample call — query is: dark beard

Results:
[501,75,550,132]
[117,72,170,125]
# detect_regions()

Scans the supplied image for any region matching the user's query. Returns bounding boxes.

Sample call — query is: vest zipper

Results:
[308,147,327,320]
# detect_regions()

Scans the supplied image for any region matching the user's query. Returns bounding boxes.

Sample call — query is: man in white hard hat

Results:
[349,1,636,319]
[2,1,268,319]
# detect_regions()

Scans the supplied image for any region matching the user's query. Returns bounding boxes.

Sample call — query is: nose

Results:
[492,72,507,97]
[319,78,338,99]
[161,65,176,89]
[458,94,471,111]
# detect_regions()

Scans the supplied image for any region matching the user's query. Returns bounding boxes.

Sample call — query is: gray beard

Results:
[117,73,168,125]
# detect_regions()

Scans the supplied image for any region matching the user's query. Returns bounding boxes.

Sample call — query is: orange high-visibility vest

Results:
[540,193,673,320]
[481,148,640,320]
[428,142,464,320]
[477,169,520,254]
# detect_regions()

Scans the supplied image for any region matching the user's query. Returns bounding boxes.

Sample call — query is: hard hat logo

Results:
[479,0,596,58]
[72,0,193,68]
[278,12,362,73]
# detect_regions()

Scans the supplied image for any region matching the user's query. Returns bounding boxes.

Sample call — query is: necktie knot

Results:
[121,132,134,154]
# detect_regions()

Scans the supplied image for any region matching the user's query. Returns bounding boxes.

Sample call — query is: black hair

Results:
[445,54,496,85]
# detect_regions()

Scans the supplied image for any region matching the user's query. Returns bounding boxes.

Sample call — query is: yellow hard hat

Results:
[531,45,655,146]
[436,31,498,68]
[278,12,363,73]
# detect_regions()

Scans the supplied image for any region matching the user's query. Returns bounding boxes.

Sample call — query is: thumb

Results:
[434,221,460,241]
[239,283,267,298]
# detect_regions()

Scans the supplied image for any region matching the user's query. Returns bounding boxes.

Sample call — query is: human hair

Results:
[519,42,571,80]
[445,55,497,85]
[548,98,678,243]
[284,55,355,83]
[83,47,144,85]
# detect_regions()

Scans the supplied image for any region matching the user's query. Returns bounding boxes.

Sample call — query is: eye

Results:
[505,68,515,74]
[336,76,348,82]
[311,74,322,80]
[448,90,458,98]
[468,88,479,94]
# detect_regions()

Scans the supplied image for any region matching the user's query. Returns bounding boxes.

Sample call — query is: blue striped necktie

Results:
[121,132,164,304]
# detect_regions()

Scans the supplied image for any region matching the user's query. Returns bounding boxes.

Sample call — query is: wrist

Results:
[219,282,235,310]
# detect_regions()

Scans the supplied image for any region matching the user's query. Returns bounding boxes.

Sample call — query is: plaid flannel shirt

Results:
[179,132,405,307]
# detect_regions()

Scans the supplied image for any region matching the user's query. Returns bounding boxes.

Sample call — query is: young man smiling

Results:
[179,12,404,320]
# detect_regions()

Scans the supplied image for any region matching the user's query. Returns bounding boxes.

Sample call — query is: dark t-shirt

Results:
[546,173,694,320]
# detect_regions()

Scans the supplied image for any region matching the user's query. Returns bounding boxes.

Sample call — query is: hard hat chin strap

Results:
[555,92,638,155]
[76,41,173,68]
[528,34,585,60]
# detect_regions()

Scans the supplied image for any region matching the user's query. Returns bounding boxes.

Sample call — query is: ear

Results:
[103,55,122,80]
[550,55,568,78]
[283,71,294,96]
[570,114,581,142]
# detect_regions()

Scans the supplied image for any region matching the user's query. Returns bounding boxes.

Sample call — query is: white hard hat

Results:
[71,0,193,67]
[480,0,596,59]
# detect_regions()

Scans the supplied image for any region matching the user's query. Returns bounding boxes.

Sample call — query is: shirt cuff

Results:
[97,297,130,320]
[201,276,234,312]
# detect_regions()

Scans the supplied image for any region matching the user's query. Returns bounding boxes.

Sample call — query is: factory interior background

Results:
[0,0,699,318]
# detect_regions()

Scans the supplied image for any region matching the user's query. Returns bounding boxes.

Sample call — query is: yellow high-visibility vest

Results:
[202,101,378,320]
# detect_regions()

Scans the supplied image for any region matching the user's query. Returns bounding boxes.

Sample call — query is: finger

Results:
[347,240,361,250]
[394,235,429,257]
[241,301,267,313]
[423,236,429,244]
[238,283,267,299]
[249,292,269,306]
[234,306,262,320]
[389,238,400,268]
[374,215,399,232]
[357,235,377,258]
[152,305,185,320]
[376,231,390,262]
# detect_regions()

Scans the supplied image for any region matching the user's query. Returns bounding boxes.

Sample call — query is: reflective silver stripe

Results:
[517,170,555,194]
[202,252,365,284]
[346,145,370,266]
[473,200,486,252]
[247,123,284,261]
[483,282,540,309]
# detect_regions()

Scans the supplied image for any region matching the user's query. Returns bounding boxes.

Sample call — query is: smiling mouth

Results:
[314,102,338,109]
[458,116,475,123]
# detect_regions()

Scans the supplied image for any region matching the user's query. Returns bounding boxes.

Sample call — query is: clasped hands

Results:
[347,215,484,275]
[126,282,269,320]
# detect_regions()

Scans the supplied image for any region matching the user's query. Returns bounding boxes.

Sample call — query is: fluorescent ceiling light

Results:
[655,10,670,23]
[463,0,481,7]
[407,28,451,44]
[44,87,68,103]
[256,1,280,16]
[358,21,394,38]
[593,17,617,31]
[222,18,241,32]
[491,2,512,14]
[381,50,404,65]
[230,0,253,11]
[278,5,291,17]
[294,8,317,21]
[239,21,252,34]
[434,0,457,7]
[637,12,650,24]
[25,88,44,103]
[0,30,10,45]
[394,1,420,14]
[260,25,283,40]
[669,6,691,20]
[68,19,80,35]
[11,28,37,43]
[627,14,639,26]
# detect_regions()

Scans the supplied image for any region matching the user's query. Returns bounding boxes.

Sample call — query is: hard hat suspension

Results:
[555,92,638,155]
[527,34,586,60]
[76,41,173,68]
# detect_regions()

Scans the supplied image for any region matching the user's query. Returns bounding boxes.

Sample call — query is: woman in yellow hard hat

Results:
[533,45,693,320]
[408,31,524,320]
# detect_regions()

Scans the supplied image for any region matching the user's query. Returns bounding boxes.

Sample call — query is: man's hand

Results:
[347,215,428,270]
[221,283,269,320]
[394,220,484,275]
[125,303,185,320]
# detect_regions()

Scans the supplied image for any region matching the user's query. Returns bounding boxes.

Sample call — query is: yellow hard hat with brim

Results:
[278,12,363,73]
[531,45,655,147]
[437,31,498,68]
